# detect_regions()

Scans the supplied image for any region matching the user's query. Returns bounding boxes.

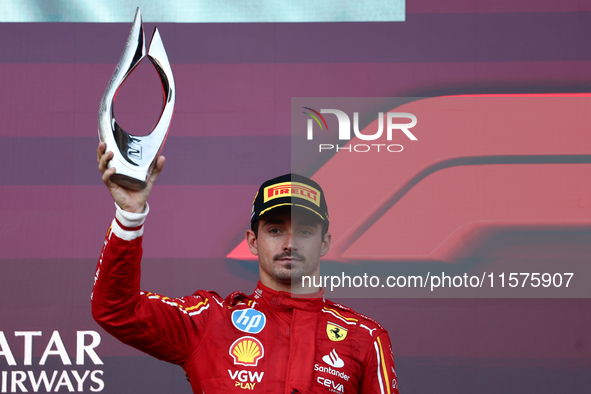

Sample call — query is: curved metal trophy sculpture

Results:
[98,8,175,190]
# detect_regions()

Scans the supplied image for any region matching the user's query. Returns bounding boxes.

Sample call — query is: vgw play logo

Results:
[302,107,417,153]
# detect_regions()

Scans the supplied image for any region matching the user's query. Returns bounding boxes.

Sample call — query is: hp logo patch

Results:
[232,309,266,334]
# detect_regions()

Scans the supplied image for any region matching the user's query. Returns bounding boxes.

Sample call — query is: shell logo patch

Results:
[326,322,348,341]
[229,336,264,366]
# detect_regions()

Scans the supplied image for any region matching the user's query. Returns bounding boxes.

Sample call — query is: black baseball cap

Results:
[251,173,329,230]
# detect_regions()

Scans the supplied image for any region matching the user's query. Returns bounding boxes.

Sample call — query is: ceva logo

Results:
[231,309,266,334]
[303,107,417,153]
[317,376,344,393]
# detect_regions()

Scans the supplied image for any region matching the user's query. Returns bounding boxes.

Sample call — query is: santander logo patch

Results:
[322,349,344,368]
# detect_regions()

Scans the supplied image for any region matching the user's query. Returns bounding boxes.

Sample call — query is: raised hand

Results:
[97,141,165,213]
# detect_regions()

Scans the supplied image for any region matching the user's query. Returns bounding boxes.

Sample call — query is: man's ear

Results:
[246,230,259,256]
[320,232,331,257]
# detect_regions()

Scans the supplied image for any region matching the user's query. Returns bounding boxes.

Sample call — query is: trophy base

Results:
[109,173,148,191]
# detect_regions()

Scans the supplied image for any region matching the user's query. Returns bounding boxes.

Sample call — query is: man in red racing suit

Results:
[92,144,399,393]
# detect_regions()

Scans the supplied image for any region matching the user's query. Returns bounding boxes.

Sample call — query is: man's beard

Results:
[272,251,307,283]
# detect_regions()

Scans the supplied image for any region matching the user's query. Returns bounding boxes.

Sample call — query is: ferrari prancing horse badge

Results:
[326,322,348,341]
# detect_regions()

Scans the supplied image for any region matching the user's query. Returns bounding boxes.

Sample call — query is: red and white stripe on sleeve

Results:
[361,330,399,394]
[110,202,149,241]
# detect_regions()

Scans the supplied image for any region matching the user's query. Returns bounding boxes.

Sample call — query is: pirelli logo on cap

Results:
[264,182,321,207]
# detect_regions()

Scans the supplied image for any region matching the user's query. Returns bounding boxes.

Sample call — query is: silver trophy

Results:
[98,8,175,190]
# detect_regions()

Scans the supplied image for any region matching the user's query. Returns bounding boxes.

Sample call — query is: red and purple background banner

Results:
[1,0,591,392]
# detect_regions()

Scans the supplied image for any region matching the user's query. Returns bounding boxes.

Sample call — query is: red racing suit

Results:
[91,206,399,394]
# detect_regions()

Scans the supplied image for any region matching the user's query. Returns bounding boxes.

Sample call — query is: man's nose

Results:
[284,229,294,250]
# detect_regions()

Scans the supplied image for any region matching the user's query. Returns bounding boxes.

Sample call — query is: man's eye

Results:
[269,228,281,234]
[299,229,312,235]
